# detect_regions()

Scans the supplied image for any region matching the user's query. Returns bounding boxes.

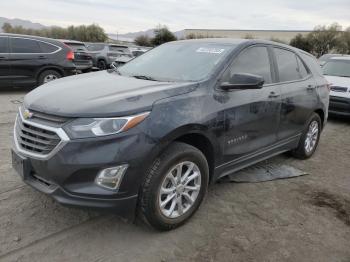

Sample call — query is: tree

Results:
[307,23,342,57]
[134,35,151,46]
[2,23,13,32]
[1,23,107,42]
[290,34,312,53]
[151,25,177,46]
[335,28,350,54]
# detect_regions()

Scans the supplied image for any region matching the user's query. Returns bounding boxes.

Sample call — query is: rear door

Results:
[272,47,318,141]
[9,37,44,86]
[0,36,11,87]
[219,45,282,165]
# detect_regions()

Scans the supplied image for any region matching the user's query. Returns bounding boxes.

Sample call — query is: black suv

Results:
[12,39,329,230]
[0,33,76,87]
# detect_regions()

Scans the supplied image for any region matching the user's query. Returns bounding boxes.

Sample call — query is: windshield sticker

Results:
[196,47,225,54]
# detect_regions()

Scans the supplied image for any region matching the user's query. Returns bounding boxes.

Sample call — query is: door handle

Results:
[307,85,315,91]
[0,56,5,60]
[38,55,46,59]
[268,92,280,98]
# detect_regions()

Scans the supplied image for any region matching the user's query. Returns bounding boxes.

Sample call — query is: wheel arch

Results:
[35,66,64,81]
[158,125,219,183]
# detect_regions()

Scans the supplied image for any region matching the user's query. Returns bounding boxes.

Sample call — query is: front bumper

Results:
[12,118,157,219]
[329,96,350,116]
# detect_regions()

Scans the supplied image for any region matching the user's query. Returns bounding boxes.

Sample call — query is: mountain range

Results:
[0,17,184,42]
[0,17,46,31]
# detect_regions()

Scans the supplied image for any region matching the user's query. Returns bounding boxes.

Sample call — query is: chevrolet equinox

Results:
[12,39,329,230]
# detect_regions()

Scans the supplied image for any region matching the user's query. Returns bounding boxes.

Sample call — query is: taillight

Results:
[66,50,75,61]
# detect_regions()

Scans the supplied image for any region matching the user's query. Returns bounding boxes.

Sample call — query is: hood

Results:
[24,71,197,117]
[324,75,350,98]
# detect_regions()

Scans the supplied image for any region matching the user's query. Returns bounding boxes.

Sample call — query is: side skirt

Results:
[213,134,301,181]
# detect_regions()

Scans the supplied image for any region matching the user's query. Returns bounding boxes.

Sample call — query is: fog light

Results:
[95,165,128,190]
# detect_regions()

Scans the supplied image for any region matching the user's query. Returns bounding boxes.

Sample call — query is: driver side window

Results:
[223,46,272,84]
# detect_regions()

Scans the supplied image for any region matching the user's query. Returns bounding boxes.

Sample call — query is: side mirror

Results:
[220,73,265,91]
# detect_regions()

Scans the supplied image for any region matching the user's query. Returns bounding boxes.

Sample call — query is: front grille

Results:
[15,116,61,155]
[330,86,348,92]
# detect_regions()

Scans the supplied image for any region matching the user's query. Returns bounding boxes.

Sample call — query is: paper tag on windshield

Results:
[196,47,225,54]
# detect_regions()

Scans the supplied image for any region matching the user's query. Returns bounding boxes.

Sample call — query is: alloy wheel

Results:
[304,120,319,153]
[158,161,201,219]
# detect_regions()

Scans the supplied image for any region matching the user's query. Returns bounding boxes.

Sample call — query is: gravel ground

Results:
[0,89,349,262]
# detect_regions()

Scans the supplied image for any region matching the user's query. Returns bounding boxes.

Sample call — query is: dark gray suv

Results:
[12,39,329,230]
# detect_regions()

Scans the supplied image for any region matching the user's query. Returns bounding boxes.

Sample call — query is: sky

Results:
[2,0,350,33]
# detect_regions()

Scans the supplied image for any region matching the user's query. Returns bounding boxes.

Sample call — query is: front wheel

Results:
[292,113,322,159]
[139,142,209,231]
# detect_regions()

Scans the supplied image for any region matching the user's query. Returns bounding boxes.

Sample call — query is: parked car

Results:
[318,53,350,67]
[110,51,134,69]
[129,47,150,57]
[323,57,350,116]
[12,39,329,231]
[0,33,76,87]
[60,40,93,73]
[86,43,132,70]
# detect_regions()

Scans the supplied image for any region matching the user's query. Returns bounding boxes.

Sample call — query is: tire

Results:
[38,70,62,86]
[97,60,107,70]
[139,142,209,231]
[291,113,322,159]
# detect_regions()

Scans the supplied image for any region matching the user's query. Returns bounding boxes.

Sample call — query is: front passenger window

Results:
[223,46,272,84]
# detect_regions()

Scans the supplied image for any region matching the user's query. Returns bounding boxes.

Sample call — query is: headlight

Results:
[64,112,149,139]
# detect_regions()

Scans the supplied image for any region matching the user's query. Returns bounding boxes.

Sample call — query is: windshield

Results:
[66,43,88,52]
[323,60,350,77]
[118,42,235,82]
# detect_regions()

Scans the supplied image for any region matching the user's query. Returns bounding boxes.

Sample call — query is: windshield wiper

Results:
[132,75,158,81]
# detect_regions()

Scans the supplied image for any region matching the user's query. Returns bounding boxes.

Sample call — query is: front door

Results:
[0,36,11,87]
[218,45,281,166]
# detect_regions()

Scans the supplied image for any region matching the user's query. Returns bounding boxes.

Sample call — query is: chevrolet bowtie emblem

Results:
[23,109,34,119]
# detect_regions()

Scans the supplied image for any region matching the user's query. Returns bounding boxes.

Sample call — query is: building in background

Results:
[184,29,312,43]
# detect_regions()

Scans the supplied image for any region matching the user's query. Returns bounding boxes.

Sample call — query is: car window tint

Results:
[11,38,42,53]
[87,44,104,51]
[109,46,128,52]
[39,42,59,53]
[296,56,309,78]
[225,46,272,84]
[0,37,8,53]
[274,48,301,82]
[65,43,87,52]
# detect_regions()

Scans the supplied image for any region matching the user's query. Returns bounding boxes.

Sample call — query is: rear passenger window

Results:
[39,42,59,53]
[11,38,41,53]
[0,37,8,53]
[274,48,301,82]
[224,46,272,84]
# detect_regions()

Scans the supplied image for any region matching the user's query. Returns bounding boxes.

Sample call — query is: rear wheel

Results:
[38,70,62,86]
[139,142,209,231]
[292,113,321,159]
[97,60,107,70]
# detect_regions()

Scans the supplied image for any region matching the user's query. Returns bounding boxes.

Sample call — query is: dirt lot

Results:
[0,89,349,262]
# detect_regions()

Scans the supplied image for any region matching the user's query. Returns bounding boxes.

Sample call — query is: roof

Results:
[59,39,85,45]
[330,56,350,61]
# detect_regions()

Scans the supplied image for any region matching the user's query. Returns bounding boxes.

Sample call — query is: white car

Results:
[323,57,350,117]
